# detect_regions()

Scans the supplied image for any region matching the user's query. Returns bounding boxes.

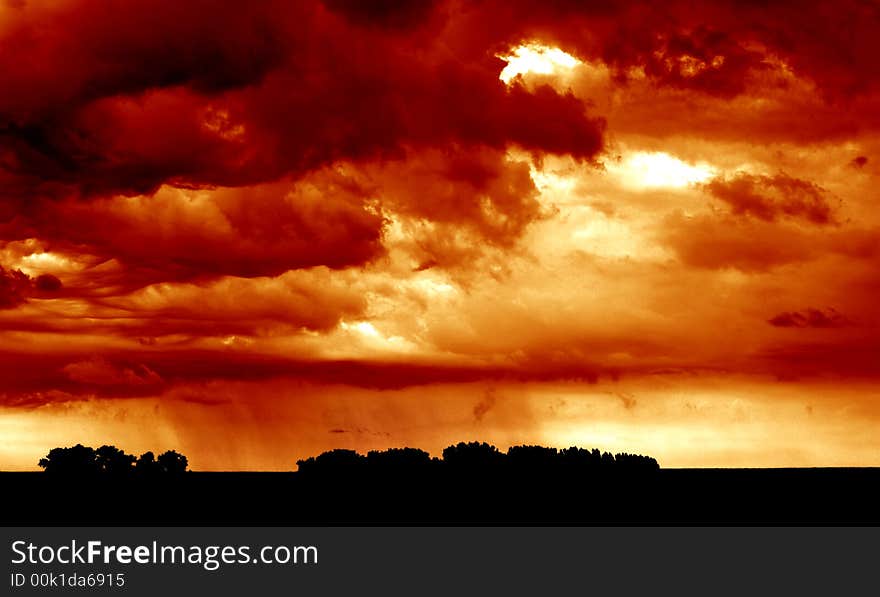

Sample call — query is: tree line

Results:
[296,442,659,477]
[38,444,188,476]
[37,441,659,477]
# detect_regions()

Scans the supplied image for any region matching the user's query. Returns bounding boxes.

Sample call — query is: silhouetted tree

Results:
[135,451,159,474]
[366,448,436,483]
[296,449,365,481]
[441,442,503,467]
[507,445,559,469]
[296,442,659,480]
[601,451,616,467]
[366,447,433,468]
[614,452,660,471]
[288,441,661,522]
[95,445,136,475]
[38,444,98,475]
[156,450,188,475]
[38,445,190,476]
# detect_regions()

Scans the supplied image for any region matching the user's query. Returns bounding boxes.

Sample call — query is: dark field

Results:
[2,468,878,525]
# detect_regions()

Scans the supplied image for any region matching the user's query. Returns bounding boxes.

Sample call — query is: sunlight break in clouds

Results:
[341,320,382,339]
[609,152,717,189]
[498,43,581,84]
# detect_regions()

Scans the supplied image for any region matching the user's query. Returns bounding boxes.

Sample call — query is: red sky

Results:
[1,0,879,469]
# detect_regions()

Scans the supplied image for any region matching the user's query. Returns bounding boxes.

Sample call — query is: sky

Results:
[1,0,879,470]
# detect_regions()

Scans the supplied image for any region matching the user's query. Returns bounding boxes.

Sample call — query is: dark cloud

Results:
[632,27,766,97]
[768,308,852,329]
[2,0,876,208]
[0,0,292,123]
[0,144,582,293]
[663,214,880,274]
[755,336,880,380]
[0,346,607,407]
[0,350,165,403]
[739,0,880,98]
[0,269,368,338]
[322,0,443,30]
[369,147,546,268]
[0,0,605,203]
[473,386,498,421]
[0,266,62,308]
[486,0,880,98]
[0,0,609,292]
[0,266,31,308]
[704,173,836,225]
[661,213,818,271]
[62,357,163,387]
[0,176,384,289]
[324,426,390,437]
[34,274,62,292]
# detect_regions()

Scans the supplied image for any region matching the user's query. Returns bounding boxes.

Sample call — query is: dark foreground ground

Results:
[2,468,878,525]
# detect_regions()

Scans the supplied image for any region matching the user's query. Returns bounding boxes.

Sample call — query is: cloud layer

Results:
[1,0,879,469]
